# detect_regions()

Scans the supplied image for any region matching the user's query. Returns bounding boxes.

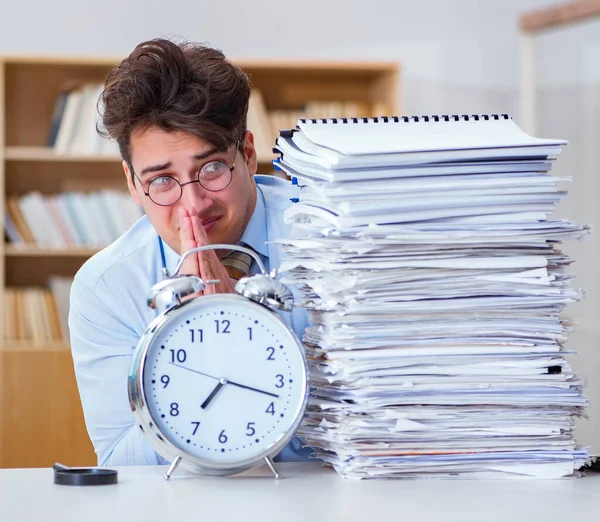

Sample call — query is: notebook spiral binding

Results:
[298,114,512,124]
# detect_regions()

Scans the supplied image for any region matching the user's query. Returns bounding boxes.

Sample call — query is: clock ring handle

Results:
[173,244,268,277]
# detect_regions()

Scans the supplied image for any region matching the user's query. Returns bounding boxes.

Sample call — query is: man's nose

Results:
[179,180,212,213]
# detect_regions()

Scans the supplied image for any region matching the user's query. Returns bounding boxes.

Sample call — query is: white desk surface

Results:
[1,462,599,522]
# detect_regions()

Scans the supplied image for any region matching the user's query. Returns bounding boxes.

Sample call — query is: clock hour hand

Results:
[226,380,279,399]
[201,378,227,409]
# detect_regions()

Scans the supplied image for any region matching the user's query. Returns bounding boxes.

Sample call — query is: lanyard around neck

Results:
[158,236,170,280]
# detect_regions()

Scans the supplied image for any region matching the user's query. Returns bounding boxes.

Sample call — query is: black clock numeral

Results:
[275,374,284,388]
[170,403,179,416]
[215,320,230,334]
[266,347,275,361]
[170,349,186,363]
[266,402,275,415]
[246,422,256,436]
[219,430,228,443]
[191,421,201,435]
[161,375,170,388]
[247,327,253,341]
[190,329,203,343]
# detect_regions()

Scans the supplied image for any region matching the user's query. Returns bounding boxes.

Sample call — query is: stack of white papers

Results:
[273,114,590,479]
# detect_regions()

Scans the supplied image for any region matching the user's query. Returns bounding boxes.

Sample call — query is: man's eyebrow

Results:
[192,146,226,162]
[140,162,172,176]
[138,147,226,176]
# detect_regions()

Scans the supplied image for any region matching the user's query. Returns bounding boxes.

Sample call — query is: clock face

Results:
[140,294,308,467]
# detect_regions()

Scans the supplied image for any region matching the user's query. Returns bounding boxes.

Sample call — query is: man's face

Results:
[124,126,258,255]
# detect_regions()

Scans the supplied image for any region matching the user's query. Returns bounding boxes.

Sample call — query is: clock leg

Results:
[264,456,280,479]
[164,455,182,480]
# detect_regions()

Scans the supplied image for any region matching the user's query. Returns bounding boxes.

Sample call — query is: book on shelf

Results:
[4,190,143,249]
[247,89,276,163]
[48,276,72,342]
[47,81,119,156]
[3,278,72,345]
[5,197,36,244]
[46,88,70,149]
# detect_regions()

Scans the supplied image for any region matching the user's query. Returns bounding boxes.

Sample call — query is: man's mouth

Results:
[201,216,220,233]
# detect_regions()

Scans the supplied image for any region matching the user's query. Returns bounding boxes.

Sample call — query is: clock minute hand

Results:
[226,380,279,399]
[168,362,219,381]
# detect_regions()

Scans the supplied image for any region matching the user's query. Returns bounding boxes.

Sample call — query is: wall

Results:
[0,0,553,116]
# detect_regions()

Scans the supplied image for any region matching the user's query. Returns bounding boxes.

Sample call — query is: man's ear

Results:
[123,160,142,206]
[242,131,258,176]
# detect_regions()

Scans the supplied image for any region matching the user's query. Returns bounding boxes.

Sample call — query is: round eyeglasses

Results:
[133,141,240,207]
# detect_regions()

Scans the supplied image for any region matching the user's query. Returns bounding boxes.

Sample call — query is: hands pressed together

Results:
[178,207,236,295]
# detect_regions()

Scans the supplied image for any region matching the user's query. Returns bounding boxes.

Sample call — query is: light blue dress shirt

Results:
[69,175,311,466]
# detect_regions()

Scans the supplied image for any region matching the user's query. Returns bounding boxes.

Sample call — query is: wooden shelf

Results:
[0,348,97,468]
[520,0,600,34]
[3,146,274,172]
[4,146,121,162]
[0,55,119,66]
[0,55,398,71]
[4,245,100,257]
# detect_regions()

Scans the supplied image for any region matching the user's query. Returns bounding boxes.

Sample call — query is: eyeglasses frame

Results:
[130,136,242,207]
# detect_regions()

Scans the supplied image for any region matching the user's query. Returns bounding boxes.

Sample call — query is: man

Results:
[69,38,309,466]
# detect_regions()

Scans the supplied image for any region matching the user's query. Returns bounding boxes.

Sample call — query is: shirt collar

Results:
[239,185,268,258]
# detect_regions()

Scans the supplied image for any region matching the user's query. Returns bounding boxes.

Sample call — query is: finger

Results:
[189,208,235,294]
[178,208,200,277]
[198,246,216,295]
[197,243,223,294]
[196,241,236,295]
[189,207,217,272]
[189,211,215,287]
[190,210,222,292]
[190,207,209,245]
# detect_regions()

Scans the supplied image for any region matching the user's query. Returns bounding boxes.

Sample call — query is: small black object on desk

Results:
[53,462,118,486]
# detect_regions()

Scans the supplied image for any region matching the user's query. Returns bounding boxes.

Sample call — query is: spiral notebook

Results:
[277,114,566,170]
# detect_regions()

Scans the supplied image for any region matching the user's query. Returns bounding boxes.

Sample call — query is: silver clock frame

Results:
[128,246,310,479]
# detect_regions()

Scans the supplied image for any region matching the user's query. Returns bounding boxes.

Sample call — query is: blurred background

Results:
[0,0,598,467]
[0,0,550,116]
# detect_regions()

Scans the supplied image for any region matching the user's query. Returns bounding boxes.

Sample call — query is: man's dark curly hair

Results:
[100,38,250,167]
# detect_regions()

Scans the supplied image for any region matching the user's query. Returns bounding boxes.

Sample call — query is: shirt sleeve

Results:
[69,275,168,467]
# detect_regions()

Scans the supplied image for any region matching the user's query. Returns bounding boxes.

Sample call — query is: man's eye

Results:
[150,176,177,192]
[201,161,226,179]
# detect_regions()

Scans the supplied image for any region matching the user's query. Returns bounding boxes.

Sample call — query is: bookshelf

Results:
[0,55,400,468]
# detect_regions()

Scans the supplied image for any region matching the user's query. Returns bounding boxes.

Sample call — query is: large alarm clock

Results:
[128,244,309,479]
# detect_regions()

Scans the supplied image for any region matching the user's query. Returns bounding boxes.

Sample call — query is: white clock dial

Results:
[140,294,307,465]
